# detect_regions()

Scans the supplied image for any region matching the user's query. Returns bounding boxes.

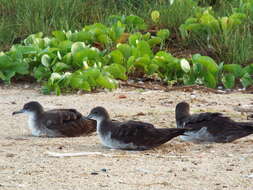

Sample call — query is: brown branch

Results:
[120,81,228,94]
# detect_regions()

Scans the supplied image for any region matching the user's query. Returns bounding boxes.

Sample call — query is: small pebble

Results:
[91,172,99,175]
[118,95,127,99]
[101,168,107,172]
[6,153,15,158]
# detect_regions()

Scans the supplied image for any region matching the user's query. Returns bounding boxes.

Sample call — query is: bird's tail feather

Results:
[237,122,253,132]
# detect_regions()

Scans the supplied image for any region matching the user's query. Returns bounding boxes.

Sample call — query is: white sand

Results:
[0,84,253,190]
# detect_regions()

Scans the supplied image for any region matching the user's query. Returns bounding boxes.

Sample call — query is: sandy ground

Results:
[0,84,253,190]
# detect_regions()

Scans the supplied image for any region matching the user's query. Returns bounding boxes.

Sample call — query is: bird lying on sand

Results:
[12,101,96,137]
[175,101,253,143]
[87,106,187,150]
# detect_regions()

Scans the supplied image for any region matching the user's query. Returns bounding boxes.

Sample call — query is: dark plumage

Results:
[12,101,96,137]
[175,102,253,143]
[87,106,187,150]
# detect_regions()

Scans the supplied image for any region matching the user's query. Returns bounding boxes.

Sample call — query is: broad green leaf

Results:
[11,45,39,55]
[54,85,61,96]
[33,66,51,81]
[96,74,116,89]
[199,12,219,32]
[156,29,170,41]
[240,73,253,88]
[69,75,83,89]
[14,60,29,75]
[117,44,132,59]
[80,81,91,91]
[62,53,72,64]
[52,31,66,41]
[1,71,15,83]
[147,63,159,75]
[104,64,127,80]
[192,54,218,74]
[180,59,191,73]
[85,23,108,36]
[72,48,100,66]
[193,62,203,75]
[71,31,94,43]
[58,40,73,53]
[134,56,150,71]
[137,41,153,57]
[223,64,242,78]
[185,23,205,32]
[125,15,147,31]
[242,64,253,75]
[109,21,126,41]
[71,42,86,54]
[109,50,124,65]
[204,71,217,88]
[84,68,101,79]
[50,73,62,83]
[142,32,151,41]
[24,32,43,45]
[222,73,235,89]
[52,62,71,72]
[148,37,162,47]
[49,38,59,47]
[97,34,111,45]
[128,33,142,46]
[41,54,51,67]
[126,56,136,71]
[0,71,5,80]
[185,17,198,25]
[0,53,12,69]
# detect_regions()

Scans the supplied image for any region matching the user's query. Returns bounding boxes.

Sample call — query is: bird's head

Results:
[175,102,190,120]
[87,106,110,122]
[12,101,44,116]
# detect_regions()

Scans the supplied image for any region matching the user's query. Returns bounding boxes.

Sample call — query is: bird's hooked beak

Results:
[12,109,25,115]
[86,113,94,120]
[81,116,92,120]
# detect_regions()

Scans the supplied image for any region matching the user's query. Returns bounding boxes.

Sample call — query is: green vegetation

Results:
[1,0,253,94]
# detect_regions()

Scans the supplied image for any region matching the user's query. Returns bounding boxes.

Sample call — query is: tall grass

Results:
[0,0,163,50]
[158,0,198,32]
[1,0,253,67]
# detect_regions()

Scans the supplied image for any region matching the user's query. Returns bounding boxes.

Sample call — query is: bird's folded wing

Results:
[48,109,83,123]
[186,112,223,124]
[41,109,96,136]
[184,112,239,134]
[54,119,96,137]
[110,121,177,147]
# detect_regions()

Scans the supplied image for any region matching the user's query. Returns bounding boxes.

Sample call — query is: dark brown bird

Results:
[12,101,96,137]
[87,106,187,150]
[175,102,253,143]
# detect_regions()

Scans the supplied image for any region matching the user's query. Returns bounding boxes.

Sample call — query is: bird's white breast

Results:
[180,127,215,142]
[96,119,138,149]
[27,112,42,136]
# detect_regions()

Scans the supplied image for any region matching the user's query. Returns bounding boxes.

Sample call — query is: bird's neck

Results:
[176,112,189,121]
[30,110,44,119]
[96,118,111,135]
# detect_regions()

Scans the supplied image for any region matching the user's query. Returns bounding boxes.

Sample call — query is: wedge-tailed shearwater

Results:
[175,102,253,143]
[87,106,187,150]
[12,101,96,137]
